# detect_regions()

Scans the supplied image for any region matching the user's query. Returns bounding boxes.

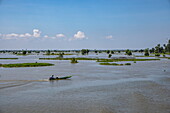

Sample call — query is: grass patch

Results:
[0,63,54,68]
[158,57,170,59]
[100,63,131,66]
[39,57,98,60]
[0,58,18,59]
[70,58,78,63]
[135,56,155,57]
[44,53,74,55]
[40,57,160,62]
[97,58,160,62]
[125,63,131,65]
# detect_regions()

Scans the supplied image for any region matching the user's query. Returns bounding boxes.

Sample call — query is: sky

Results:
[0,0,170,50]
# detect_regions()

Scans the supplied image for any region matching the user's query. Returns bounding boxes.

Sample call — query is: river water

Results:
[0,53,170,113]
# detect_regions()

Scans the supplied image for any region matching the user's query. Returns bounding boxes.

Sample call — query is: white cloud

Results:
[33,29,41,38]
[6,33,19,37]
[74,31,86,39]
[0,32,32,40]
[44,35,49,38]
[56,34,65,38]
[19,33,32,38]
[25,33,32,37]
[105,35,113,39]
[3,33,19,40]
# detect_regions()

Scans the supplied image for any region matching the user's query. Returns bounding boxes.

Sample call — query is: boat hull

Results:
[49,76,72,80]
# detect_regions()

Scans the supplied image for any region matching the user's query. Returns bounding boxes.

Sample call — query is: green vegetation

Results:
[135,56,155,57]
[125,49,132,56]
[70,58,78,63]
[108,54,112,58]
[39,57,98,60]
[144,48,149,56]
[149,40,170,55]
[97,58,160,62]
[0,63,54,68]
[111,51,114,54]
[81,49,89,55]
[100,63,131,66]
[46,50,51,55]
[22,51,27,55]
[0,58,18,59]
[159,57,170,59]
[125,63,131,65]
[106,50,110,54]
[40,57,160,62]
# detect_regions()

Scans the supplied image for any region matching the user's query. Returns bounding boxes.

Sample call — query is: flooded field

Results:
[0,53,170,113]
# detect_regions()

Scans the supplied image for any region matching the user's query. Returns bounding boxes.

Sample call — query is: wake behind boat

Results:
[49,75,72,80]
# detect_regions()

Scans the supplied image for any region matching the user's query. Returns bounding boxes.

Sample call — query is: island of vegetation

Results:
[0,63,54,68]
[96,58,160,62]
[100,63,131,66]
[0,58,18,59]
[70,58,78,63]
[39,57,98,60]
[39,57,160,62]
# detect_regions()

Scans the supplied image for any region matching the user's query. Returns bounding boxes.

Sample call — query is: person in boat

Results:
[49,75,55,80]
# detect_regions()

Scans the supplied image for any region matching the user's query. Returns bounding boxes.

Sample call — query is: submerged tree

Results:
[46,50,51,55]
[22,51,27,55]
[167,40,170,53]
[108,54,112,58]
[111,51,114,54]
[106,50,110,54]
[58,53,63,58]
[71,58,78,63]
[126,49,132,56]
[144,48,149,56]
[81,49,89,55]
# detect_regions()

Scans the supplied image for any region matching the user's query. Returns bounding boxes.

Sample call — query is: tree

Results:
[155,44,160,53]
[111,51,114,54]
[94,50,98,54]
[22,51,27,55]
[144,48,149,56]
[149,48,155,53]
[108,54,112,58]
[71,58,78,63]
[28,51,31,54]
[46,50,50,55]
[139,49,144,53]
[167,40,170,53]
[106,50,110,54]
[58,53,63,58]
[126,49,132,56]
[81,49,89,55]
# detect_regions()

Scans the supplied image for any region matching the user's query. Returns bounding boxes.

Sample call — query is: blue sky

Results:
[0,0,170,50]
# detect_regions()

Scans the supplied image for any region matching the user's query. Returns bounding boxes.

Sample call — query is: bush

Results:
[108,54,112,58]
[71,58,78,63]
[125,63,131,65]
[155,53,160,57]
[126,49,132,56]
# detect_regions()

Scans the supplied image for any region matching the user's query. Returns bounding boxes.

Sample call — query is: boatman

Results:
[49,75,55,80]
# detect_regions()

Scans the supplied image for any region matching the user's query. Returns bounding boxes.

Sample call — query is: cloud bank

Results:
[0,29,88,41]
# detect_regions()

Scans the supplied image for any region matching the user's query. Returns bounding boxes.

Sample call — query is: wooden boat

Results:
[49,76,72,80]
